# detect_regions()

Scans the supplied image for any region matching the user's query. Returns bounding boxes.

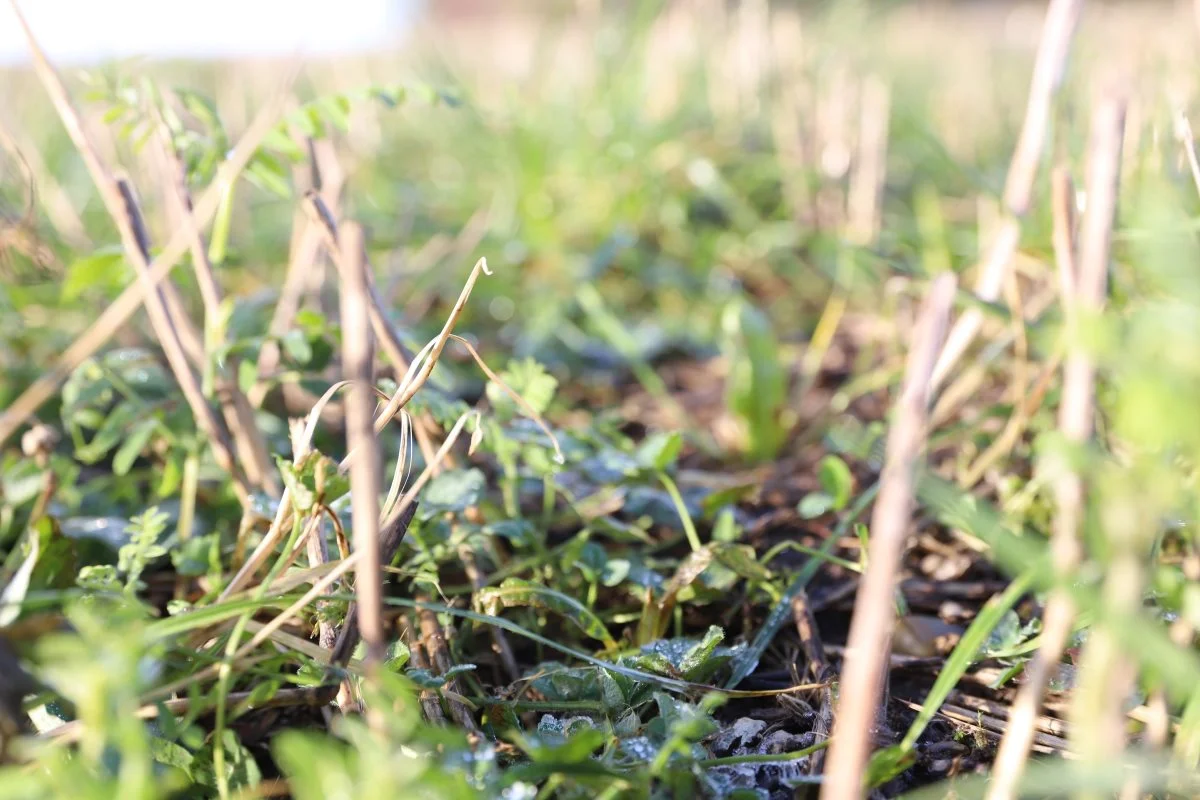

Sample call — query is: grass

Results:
[2,0,1200,798]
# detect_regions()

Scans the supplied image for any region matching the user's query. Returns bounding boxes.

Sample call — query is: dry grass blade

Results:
[222,247,490,599]
[845,75,891,247]
[446,334,564,464]
[250,139,346,408]
[231,409,474,662]
[986,171,1082,799]
[45,686,337,746]
[407,612,447,725]
[337,222,385,671]
[5,5,254,503]
[155,115,279,497]
[931,0,1083,390]
[221,380,356,600]
[221,376,397,601]
[1050,165,1079,303]
[820,271,957,800]
[0,4,296,447]
[988,92,1125,800]
[418,600,482,736]
[793,591,833,776]
[331,503,420,668]
[0,116,89,251]
[1064,90,1131,782]
[305,191,415,372]
[1175,111,1200,200]
[118,176,253,505]
[366,257,493,437]
[225,242,494,602]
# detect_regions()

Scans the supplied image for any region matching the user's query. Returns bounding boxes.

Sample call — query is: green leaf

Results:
[276,451,349,514]
[865,745,917,788]
[272,733,347,800]
[281,329,313,366]
[2,459,45,507]
[421,468,486,515]
[817,454,854,511]
[118,507,170,590]
[405,664,476,688]
[295,309,329,335]
[245,152,292,198]
[112,417,158,476]
[318,95,352,132]
[62,246,130,301]
[798,492,835,519]
[29,517,78,592]
[157,456,183,498]
[702,482,758,518]
[76,564,120,593]
[277,459,316,513]
[259,125,307,162]
[507,728,611,783]
[442,663,476,682]
[711,509,739,542]
[74,402,139,463]
[178,88,222,132]
[171,534,220,578]
[298,105,325,138]
[635,431,683,472]
[483,519,537,546]
[720,297,788,462]
[241,680,282,708]
[193,729,262,790]
[237,359,258,394]
[383,639,410,672]
[149,736,196,779]
[679,626,725,680]
[486,358,557,420]
[711,543,772,584]
[529,662,609,703]
[982,609,1024,655]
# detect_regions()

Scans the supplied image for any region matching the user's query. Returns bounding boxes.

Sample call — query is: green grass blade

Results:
[725,481,880,689]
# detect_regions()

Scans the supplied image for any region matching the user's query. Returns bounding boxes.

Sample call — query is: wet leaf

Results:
[983,609,1024,655]
[679,625,725,680]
